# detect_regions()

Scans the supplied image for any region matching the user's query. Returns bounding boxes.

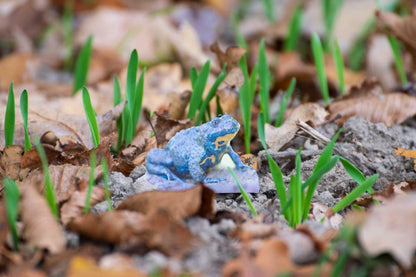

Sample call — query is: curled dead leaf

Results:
[116,185,215,221]
[1,145,24,180]
[20,184,66,254]
[359,193,416,268]
[265,103,328,151]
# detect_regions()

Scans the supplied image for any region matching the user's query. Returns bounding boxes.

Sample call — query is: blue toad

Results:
[146,114,248,183]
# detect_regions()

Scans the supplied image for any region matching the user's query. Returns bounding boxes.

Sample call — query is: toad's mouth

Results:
[212,130,238,150]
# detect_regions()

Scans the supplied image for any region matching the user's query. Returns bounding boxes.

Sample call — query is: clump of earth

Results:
[89,116,416,275]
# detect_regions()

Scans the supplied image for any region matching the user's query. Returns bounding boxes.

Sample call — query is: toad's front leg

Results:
[146,149,184,182]
[227,147,247,169]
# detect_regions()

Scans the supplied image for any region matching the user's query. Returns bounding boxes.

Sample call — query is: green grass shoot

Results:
[4,178,20,251]
[275,78,296,127]
[5,82,15,147]
[311,33,330,105]
[348,18,375,71]
[101,159,112,211]
[332,39,345,95]
[113,76,124,150]
[62,0,74,71]
[73,35,93,94]
[84,150,96,213]
[387,36,408,85]
[195,64,227,125]
[188,60,210,119]
[258,39,271,124]
[284,6,303,51]
[332,174,378,213]
[322,0,344,51]
[261,0,275,22]
[239,55,256,154]
[231,12,248,50]
[257,113,287,208]
[20,89,31,151]
[228,167,257,216]
[34,137,58,219]
[82,87,100,148]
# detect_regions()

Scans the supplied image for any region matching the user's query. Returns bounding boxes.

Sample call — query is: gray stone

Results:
[129,165,147,181]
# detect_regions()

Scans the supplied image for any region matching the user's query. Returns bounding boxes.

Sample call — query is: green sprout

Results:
[188,61,210,119]
[284,6,303,52]
[258,114,377,227]
[101,159,112,211]
[73,35,93,94]
[332,39,345,94]
[261,0,275,22]
[4,178,20,251]
[228,167,258,216]
[322,0,344,51]
[239,55,257,154]
[275,78,296,127]
[195,64,227,125]
[84,150,96,213]
[311,33,330,105]
[20,89,31,151]
[82,87,100,148]
[114,49,146,148]
[5,82,15,147]
[231,12,248,50]
[34,138,58,219]
[258,39,271,124]
[387,36,408,85]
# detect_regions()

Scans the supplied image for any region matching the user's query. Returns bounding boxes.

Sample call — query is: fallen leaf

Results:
[265,103,328,151]
[20,184,66,254]
[358,193,416,268]
[21,144,61,170]
[0,53,37,89]
[211,42,246,72]
[1,145,24,180]
[311,203,343,230]
[230,220,278,241]
[68,210,199,257]
[375,9,416,69]
[60,179,106,226]
[151,112,193,149]
[329,91,416,127]
[116,185,215,221]
[67,256,145,277]
[167,90,192,120]
[395,147,416,171]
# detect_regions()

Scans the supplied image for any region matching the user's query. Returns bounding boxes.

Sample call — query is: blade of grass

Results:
[84,150,96,213]
[82,87,100,148]
[387,36,408,85]
[231,12,248,50]
[4,178,20,251]
[188,60,210,119]
[228,167,258,216]
[195,64,227,125]
[101,159,112,211]
[239,55,253,154]
[292,148,303,226]
[190,67,198,89]
[332,174,379,213]
[322,0,344,51]
[126,49,138,117]
[261,0,275,22]
[5,82,15,147]
[275,77,296,127]
[34,137,58,219]
[332,39,345,95]
[73,35,92,94]
[284,6,303,51]
[258,113,287,207]
[311,33,330,105]
[132,68,146,132]
[20,89,31,151]
[113,76,124,150]
[258,39,270,123]
[339,156,373,193]
[302,128,342,219]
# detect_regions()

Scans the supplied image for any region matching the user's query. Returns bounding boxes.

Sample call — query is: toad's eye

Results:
[212,118,220,126]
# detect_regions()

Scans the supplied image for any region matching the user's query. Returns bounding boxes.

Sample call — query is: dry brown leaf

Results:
[358,193,416,268]
[211,42,246,72]
[0,53,37,89]
[329,91,416,127]
[60,179,106,226]
[275,52,316,90]
[167,90,192,120]
[68,210,199,257]
[311,203,343,230]
[67,256,145,277]
[87,48,124,85]
[151,112,193,149]
[395,148,416,171]
[230,220,278,241]
[375,9,416,69]
[20,184,66,254]
[265,103,328,151]
[21,144,61,170]
[0,199,8,252]
[116,185,215,221]
[1,145,24,180]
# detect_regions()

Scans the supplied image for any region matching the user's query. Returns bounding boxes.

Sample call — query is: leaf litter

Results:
[1,0,416,275]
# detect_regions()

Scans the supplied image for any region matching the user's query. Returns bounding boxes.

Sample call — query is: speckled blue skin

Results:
[146,114,248,183]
